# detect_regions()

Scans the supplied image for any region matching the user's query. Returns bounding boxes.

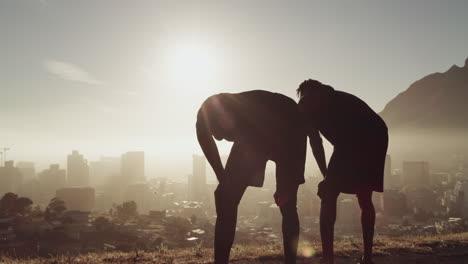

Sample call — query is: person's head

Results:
[296,79,334,99]
[296,79,334,112]
[198,94,236,141]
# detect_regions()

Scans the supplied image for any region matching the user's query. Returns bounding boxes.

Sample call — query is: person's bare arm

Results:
[196,114,224,183]
[309,128,327,178]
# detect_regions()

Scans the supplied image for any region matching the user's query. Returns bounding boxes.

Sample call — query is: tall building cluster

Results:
[188,155,207,202]
[0,161,22,195]
[38,164,66,202]
[403,161,430,187]
[121,151,145,184]
[89,156,120,186]
[0,150,146,213]
[381,154,468,222]
[67,150,90,187]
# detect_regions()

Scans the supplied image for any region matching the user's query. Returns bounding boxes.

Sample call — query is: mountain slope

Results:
[380,58,468,131]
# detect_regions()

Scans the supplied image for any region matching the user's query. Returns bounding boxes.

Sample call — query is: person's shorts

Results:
[327,131,388,194]
[218,135,306,205]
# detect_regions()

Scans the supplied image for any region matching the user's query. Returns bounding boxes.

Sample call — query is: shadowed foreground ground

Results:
[1,232,468,264]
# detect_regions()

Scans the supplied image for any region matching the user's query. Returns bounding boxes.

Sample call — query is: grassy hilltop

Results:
[1,232,468,264]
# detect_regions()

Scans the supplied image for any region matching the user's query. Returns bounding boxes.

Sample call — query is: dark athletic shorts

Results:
[327,129,388,194]
[216,135,306,204]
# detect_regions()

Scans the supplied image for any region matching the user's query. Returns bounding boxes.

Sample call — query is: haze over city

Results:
[2,1,468,264]
[2,0,468,178]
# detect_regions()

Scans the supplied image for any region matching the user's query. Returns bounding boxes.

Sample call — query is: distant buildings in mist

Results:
[403,161,430,187]
[38,164,66,202]
[381,154,468,222]
[1,147,467,230]
[0,161,22,195]
[121,151,145,184]
[0,149,214,215]
[0,150,147,211]
[189,155,207,202]
[16,161,35,182]
[89,156,120,186]
[67,150,89,187]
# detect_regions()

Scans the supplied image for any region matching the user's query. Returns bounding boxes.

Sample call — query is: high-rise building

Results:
[454,181,468,217]
[0,161,22,196]
[89,156,120,186]
[38,164,66,202]
[121,151,145,184]
[404,187,437,213]
[67,150,89,187]
[188,155,207,201]
[16,161,36,182]
[337,198,360,227]
[384,155,400,189]
[403,161,429,187]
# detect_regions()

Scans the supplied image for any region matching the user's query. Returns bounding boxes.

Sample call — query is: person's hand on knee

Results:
[274,191,291,208]
[317,180,331,199]
[274,185,298,208]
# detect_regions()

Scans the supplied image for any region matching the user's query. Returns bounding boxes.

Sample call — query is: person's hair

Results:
[296,79,334,99]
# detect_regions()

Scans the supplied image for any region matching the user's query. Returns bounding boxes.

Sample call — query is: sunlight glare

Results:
[168,44,217,88]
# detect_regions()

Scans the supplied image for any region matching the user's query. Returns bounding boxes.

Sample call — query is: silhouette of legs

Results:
[319,190,339,264]
[275,151,306,264]
[214,183,246,264]
[357,190,375,263]
[275,185,299,264]
[213,143,261,264]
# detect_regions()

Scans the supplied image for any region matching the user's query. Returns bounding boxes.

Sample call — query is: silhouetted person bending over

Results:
[297,80,388,264]
[196,90,306,264]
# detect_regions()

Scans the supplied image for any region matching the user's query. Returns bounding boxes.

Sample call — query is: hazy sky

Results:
[1,0,468,175]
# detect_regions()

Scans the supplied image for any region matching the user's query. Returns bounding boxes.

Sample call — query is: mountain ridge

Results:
[380,57,468,131]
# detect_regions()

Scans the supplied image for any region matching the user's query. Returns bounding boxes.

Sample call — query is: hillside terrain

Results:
[378,58,468,169]
[380,58,468,131]
[1,232,468,264]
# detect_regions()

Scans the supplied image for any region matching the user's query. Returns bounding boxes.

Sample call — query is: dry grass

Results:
[1,232,468,264]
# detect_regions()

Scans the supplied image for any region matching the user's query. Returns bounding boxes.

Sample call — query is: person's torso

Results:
[308,91,387,146]
[219,90,304,153]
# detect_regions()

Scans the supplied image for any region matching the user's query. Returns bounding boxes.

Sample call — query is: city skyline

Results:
[2,1,468,170]
[1,2,468,262]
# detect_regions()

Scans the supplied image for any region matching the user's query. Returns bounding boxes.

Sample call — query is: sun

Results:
[143,38,222,99]
[168,44,217,87]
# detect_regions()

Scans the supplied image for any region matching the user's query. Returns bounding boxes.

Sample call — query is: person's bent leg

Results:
[357,190,375,263]
[320,190,338,264]
[276,185,300,264]
[213,143,252,264]
[214,184,246,264]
